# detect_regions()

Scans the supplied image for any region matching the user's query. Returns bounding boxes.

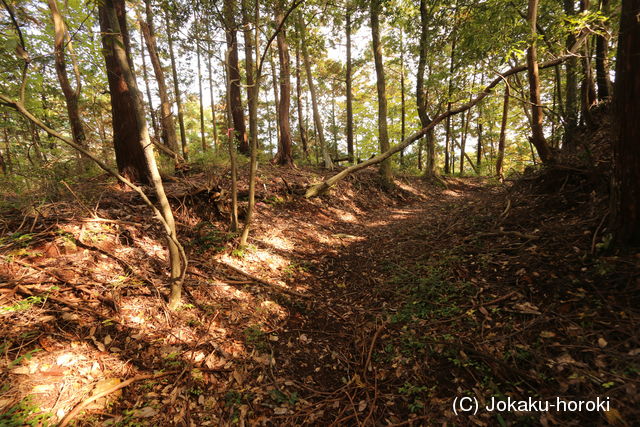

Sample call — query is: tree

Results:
[525,0,553,163]
[610,0,640,246]
[370,0,391,183]
[98,0,185,308]
[98,0,152,183]
[345,7,354,164]
[416,0,437,177]
[165,10,188,159]
[273,2,294,166]
[298,13,332,169]
[563,0,578,150]
[496,82,510,180]
[223,0,249,155]
[139,0,179,154]
[46,0,86,167]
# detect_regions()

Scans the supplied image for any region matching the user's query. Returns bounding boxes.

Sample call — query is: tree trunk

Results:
[610,0,640,247]
[563,0,578,150]
[207,43,219,150]
[196,41,207,151]
[98,0,151,183]
[595,0,612,99]
[298,15,332,169]
[399,29,406,167]
[223,0,249,155]
[139,0,178,154]
[526,0,553,163]
[138,25,159,140]
[273,4,294,166]
[269,48,281,148]
[165,11,188,160]
[496,82,510,180]
[370,0,391,182]
[295,44,309,159]
[242,0,257,155]
[46,0,86,165]
[99,0,184,308]
[345,10,354,164]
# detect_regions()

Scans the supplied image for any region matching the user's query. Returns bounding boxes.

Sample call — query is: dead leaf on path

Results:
[513,302,541,315]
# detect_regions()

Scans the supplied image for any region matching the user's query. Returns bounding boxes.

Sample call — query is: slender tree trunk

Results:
[269,48,281,147]
[197,41,207,151]
[610,0,640,246]
[526,0,553,163]
[579,0,597,128]
[345,10,354,164]
[98,0,151,183]
[496,82,510,180]
[444,103,452,174]
[399,29,406,167]
[207,43,219,150]
[223,0,249,155]
[563,0,578,150]
[298,15,332,168]
[239,0,260,247]
[459,75,476,175]
[100,0,184,309]
[273,4,294,166]
[416,0,436,177]
[139,0,178,154]
[138,26,159,140]
[242,0,257,155]
[370,0,391,182]
[47,0,86,166]
[595,0,612,99]
[165,11,188,159]
[295,44,308,159]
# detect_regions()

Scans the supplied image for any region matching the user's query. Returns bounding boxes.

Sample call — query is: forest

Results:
[0,0,639,424]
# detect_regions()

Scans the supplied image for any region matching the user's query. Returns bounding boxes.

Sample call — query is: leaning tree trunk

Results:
[370,0,392,183]
[140,0,179,154]
[298,14,332,169]
[98,0,151,183]
[273,4,294,166]
[526,0,553,163]
[100,0,184,308]
[610,0,640,247]
[138,26,159,140]
[47,0,87,167]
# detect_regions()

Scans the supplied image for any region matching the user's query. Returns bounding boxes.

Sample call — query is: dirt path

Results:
[1,173,637,426]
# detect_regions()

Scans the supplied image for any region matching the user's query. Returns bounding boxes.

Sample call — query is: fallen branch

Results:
[469,230,540,240]
[58,371,176,427]
[304,40,587,198]
[220,262,310,298]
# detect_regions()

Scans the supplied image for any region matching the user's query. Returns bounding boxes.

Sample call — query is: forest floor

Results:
[0,162,638,426]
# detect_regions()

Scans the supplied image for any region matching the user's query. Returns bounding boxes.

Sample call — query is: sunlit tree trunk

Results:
[165,11,188,159]
[242,0,257,154]
[399,29,406,167]
[526,0,553,163]
[298,15,332,168]
[98,0,151,183]
[100,0,183,308]
[139,0,178,154]
[370,0,391,182]
[47,0,86,167]
[274,3,294,166]
[207,42,219,150]
[295,44,309,160]
[138,26,159,140]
